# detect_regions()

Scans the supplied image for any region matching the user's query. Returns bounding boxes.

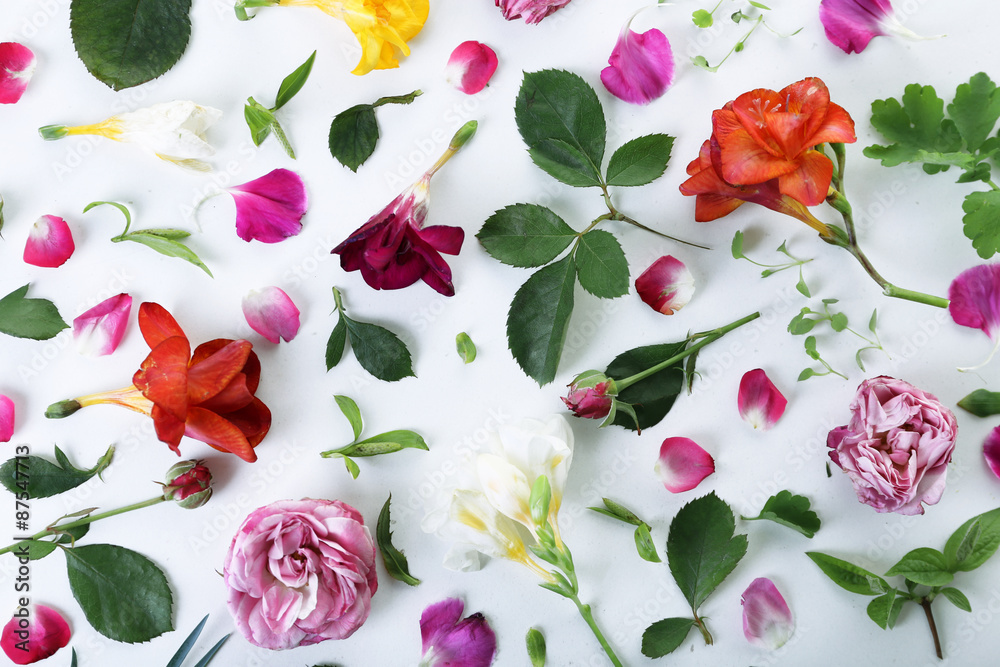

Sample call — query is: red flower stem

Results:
[921,598,944,659]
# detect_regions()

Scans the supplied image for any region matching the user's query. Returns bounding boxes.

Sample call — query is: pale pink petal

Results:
[742,578,794,650]
[242,287,301,344]
[984,426,1000,480]
[420,598,497,667]
[23,215,74,268]
[446,41,498,95]
[0,42,36,104]
[228,169,307,244]
[738,369,788,430]
[601,14,674,106]
[73,293,132,357]
[635,255,694,315]
[1,604,71,664]
[655,437,715,493]
[818,0,892,53]
[0,395,13,443]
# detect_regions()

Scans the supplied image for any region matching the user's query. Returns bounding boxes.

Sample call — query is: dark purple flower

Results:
[419,598,496,667]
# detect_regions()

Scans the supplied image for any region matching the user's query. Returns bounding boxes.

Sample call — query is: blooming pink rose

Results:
[223,498,378,650]
[827,376,957,515]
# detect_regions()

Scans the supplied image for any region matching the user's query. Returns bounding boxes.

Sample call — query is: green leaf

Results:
[741,490,821,538]
[506,254,577,385]
[867,590,898,630]
[120,232,212,277]
[869,308,879,334]
[605,342,686,431]
[343,315,414,382]
[515,70,606,183]
[787,309,816,335]
[526,627,547,667]
[940,587,972,612]
[830,312,849,332]
[243,101,275,146]
[947,72,1000,152]
[0,445,114,499]
[641,617,695,658]
[166,614,207,667]
[477,204,577,268]
[325,313,348,370]
[326,430,428,458]
[795,273,811,298]
[192,633,230,667]
[71,648,78,667]
[25,524,90,561]
[64,544,173,642]
[731,230,746,259]
[885,547,954,587]
[692,9,714,28]
[575,230,629,298]
[944,508,1000,572]
[528,139,604,187]
[962,189,1000,259]
[70,0,191,90]
[667,492,748,610]
[957,389,1000,417]
[748,1,771,8]
[588,497,643,526]
[0,284,69,340]
[134,228,191,240]
[866,83,955,166]
[806,552,888,596]
[342,456,360,479]
[273,50,316,111]
[605,134,674,187]
[329,104,378,172]
[376,495,421,586]
[333,395,363,442]
[634,524,661,563]
[797,368,816,381]
[455,332,477,364]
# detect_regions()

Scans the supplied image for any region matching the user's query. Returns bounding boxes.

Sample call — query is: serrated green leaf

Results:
[944,508,1000,572]
[731,230,746,259]
[806,552,888,595]
[869,84,946,155]
[477,204,577,268]
[325,313,348,370]
[455,332,477,364]
[642,617,695,657]
[692,9,713,28]
[940,587,972,612]
[635,523,661,563]
[333,395,363,442]
[120,232,212,277]
[377,495,421,586]
[867,590,898,629]
[947,72,1000,152]
[605,134,674,187]
[528,138,604,186]
[962,189,1000,258]
[0,445,114,499]
[343,315,414,381]
[741,490,821,538]
[329,104,378,172]
[885,547,953,587]
[575,230,629,298]
[0,284,69,340]
[526,627,546,667]
[507,254,576,385]
[605,342,686,430]
[957,389,1000,417]
[667,492,748,610]
[273,50,316,111]
[64,544,173,642]
[70,0,191,90]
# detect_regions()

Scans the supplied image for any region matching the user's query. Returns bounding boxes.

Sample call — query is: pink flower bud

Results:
[737,369,787,431]
[162,460,213,509]
[242,286,301,344]
[73,293,133,357]
[1,604,71,664]
[655,437,715,493]
[23,215,75,268]
[0,395,13,443]
[635,255,694,315]
[0,43,36,105]
[446,41,499,95]
[562,371,614,419]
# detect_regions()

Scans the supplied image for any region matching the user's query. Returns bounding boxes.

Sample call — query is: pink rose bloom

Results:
[827,376,957,515]
[223,498,378,650]
[495,0,572,24]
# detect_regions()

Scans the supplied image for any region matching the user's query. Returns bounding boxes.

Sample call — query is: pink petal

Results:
[655,437,715,493]
[73,293,133,357]
[949,263,1000,339]
[738,369,788,431]
[0,395,13,443]
[229,169,307,243]
[495,0,573,24]
[446,41,499,95]
[1,604,71,665]
[23,215,74,268]
[984,426,1000,480]
[242,287,301,344]
[818,0,892,53]
[0,42,36,104]
[741,578,794,650]
[634,255,694,315]
[600,20,674,105]
[420,598,497,667]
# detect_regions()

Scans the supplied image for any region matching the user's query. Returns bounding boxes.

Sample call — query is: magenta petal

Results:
[601,24,674,105]
[229,168,307,243]
[949,263,1000,339]
[420,598,497,667]
[242,287,301,344]
[738,369,788,431]
[635,255,694,315]
[74,293,133,357]
[984,426,1000,480]
[742,578,794,650]
[417,225,465,256]
[446,41,499,95]
[495,0,573,24]
[23,215,75,268]
[1,604,71,665]
[0,42,36,104]
[655,437,715,493]
[818,0,893,53]
[0,395,13,443]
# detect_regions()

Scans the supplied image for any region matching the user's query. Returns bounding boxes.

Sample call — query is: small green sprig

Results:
[329,90,423,172]
[741,490,821,538]
[691,1,800,72]
[732,230,813,296]
[789,300,887,378]
[244,51,316,159]
[588,497,660,562]
[326,287,414,382]
[526,628,547,666]
[320,395,427,478]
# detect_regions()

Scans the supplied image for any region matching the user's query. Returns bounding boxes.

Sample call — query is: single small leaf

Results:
[243,101,274,146]
[804,335,820,359]
[528,138,604,187]
[328,430,428,457]
[376,495,421,586]
[120,232,212,277]
[325,314,348,370]
[329,104,378,172]
[731,230,746,259]
[133,228,191,240]
[741,490,821,538]
[343,456,360,479]
[885,547,954,587]
[25,524,90,561]
[797,368,816,381]
[0,445,114,499]
[940,587,972,612]
[343,315,414,382]
[867,590,898,630]
[947,72,1000,152]
[273,50,316,111]
[634,524,661,563]
[748,1,771,8]
[605,342,686,430]
[787,311,816,335]
[962,189,1000,259]
[944,508,1000,572]
[692,9,714,28]
[575,229,629,298]
[641,617,695,658]
[829,313,849,332]
[455,332,477,364]
[477,204,577,268]
[0,284,69,340]
[795,273,811,298]
[333,395,363,442]
[605,134,674,187]
[64,544,173,642]
[957,389,1000,417]
[868,309,879,334]
[526,627,546,667]
[71,648,78,667]
[806,552,888,596]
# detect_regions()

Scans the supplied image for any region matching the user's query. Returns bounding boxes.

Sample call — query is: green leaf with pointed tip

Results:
[741,490,821,538]
[528,139,603,187]
[507,254,577,385]
[333,395,363,442]
[806,552,888,595]
[940,587,972,612]
[377,495,421,586]
[947,72,1000,152]
[605,134,674,187]
[327,430,427,457]
[795,273,811,297]
[119,232,212,277]
[944,508,1000,572]
[325,313,348,371]
[962,189,1000,259]
[635,523,661,563]
[885,547,953,587]
[477,204,577,268]
[134,228,191,240]
[869,308,879,333]
[641,617,695,658]
[343,456,360,479]
[605,342,686,431]
[0,444,114,499]
[526,628,546,667]
[25,525,90,560]
[797,368,816,381]
[166,615,207,667]
[957,389,1000,417]
[0,284,69,340]
[867,590,898,629]
[343,315,414,382]
[575,230,629,298]
[589,498,643,526]
[329,104,378,172]
[273,51,316,111]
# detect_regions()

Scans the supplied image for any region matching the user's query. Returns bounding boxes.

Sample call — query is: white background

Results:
[2,0,1000,665]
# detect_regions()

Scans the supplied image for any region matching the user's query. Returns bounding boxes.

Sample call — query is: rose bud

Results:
[562,370,616,420]
[161,460,213,509]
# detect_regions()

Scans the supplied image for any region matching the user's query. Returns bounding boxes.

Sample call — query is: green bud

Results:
[45,399,82,419]
[38,125,70,140]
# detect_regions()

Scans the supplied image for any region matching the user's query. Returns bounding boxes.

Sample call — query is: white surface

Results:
[2,0,1000,665]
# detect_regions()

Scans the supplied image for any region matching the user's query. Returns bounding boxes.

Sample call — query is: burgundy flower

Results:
[419,598,497,666]
[563,373,614,420]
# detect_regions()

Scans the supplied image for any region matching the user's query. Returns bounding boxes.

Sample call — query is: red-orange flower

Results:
[46,303,270,462]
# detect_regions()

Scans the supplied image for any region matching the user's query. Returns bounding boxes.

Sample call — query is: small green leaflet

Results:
[477,204,577,268]
[741,490,821,538]
[70,0,191,90]
[587,498,661,562]
[455,332,477,364]
[244,51,316,159]
[24,523,91,561]
[507,254,576,385]
[605,134,674,187]
[641,618,695,658]
[867,589,904,630]
[325,288,414,382]
[885,547,953,587]
[526,627,546,667]
[943,507,1000,572]
[0,445,114,499]
[165,614,230,667]
[334,395,363,442]
[0,284,69,340]
[329,91,423,172]
[692,9,713,28]
[806,552,888,596]
[963,190,1000,258]
[940,587,972,612]
[376,495,421,586]
[574,230,629,298]
[957,388,1000,417]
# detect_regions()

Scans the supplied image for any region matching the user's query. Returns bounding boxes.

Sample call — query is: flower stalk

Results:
[920,597,943,660]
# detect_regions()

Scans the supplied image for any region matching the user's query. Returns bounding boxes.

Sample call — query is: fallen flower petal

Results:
[23,215,75,268]
[74,293,133,357]
[495,0,572,24]
[446,41,499,95]
[741,578,794,650]
[0,42,36,104]
[635,255,694,315]
[819,0,939,54]
[1,604,71,665]
[419,598,497,667]
[0,395,13,443]
[228,168,307,243]
[984,426,1000,480]
[949,263,1000,368]
[738,369,788,430]
[601,10,674,105]
[242,287,301,344]
[655,437,715,493]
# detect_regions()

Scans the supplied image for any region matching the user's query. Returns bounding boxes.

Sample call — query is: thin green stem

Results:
[569,594,624,667]
[987,179,999,191]
[692,608,714,645]
[616,214,710,249]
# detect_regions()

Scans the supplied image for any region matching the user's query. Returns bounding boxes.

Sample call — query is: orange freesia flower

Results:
[46,303,270,462]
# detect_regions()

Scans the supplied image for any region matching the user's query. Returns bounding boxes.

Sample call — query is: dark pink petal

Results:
[23,215,74,268]
[601,21,674,105]
[446,41,499,95]
[74,293,133,357]
[495,0,573,24]
[655,437,715,493]
[984,426,1000,480]
[242,287,301,344]
[0,42,35,104]
[819,0,892,53]
[229,168,307,243]
[949,264,1000,339]
[742,578,794,650]
[635,255,694,315]
[738,369,788,431]
[420,598,497,667]
[0,395,13,443]
[1,605,71,664]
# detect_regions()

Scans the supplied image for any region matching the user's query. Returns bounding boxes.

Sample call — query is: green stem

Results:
[987,179,999,191]
[616,214,710,249]
[617,311,760,391]
[569,594,624,667]
[693,608,714,645]
[920,598,944,659]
